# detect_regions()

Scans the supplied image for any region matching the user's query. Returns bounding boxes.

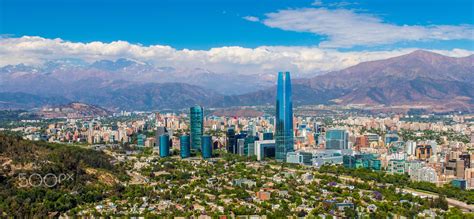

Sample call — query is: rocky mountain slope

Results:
[0,50,472,112]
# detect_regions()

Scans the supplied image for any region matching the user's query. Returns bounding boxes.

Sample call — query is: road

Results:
[402,188,474,212]
[334,175,474,212]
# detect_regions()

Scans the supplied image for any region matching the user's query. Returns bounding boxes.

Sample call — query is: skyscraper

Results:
[190,105,203,151]
[326,129,349,150]
[180,135,191,158]
[226,127,237,153]
[159,134,170,158]
[275,71,294,161]
[155,126,168,149]
[201,135,212,159]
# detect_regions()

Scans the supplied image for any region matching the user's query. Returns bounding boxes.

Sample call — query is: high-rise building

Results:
[233,132,247,154]
[326,129,349,150]
[155,126,168,149]
[226,128,237,153]
[275,71,294,161]
[180,135,191,158]
[190,105,203,151]
[244,135,257,156]
[137,134,146,147]
[201,135,212,159]
[237,138,245,155]
[159,134,170,158]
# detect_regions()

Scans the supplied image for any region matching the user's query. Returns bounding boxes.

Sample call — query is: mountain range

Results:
[0,50,472,112]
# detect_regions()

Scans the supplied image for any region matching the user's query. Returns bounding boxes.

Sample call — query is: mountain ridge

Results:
[0,50,472,112]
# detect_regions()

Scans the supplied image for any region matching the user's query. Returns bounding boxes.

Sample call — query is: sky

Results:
[0,0,473,74]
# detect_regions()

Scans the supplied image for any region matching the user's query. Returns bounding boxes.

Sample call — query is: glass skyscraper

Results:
[180,135,191,158]
[326,129,349,150]
[275,71,294,161]
[226,127,236,153]
[159,134,170,158]
[201,135,212,159]
[190,105,203,151]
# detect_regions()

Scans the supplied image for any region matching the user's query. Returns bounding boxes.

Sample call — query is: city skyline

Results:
[0,0,473,217]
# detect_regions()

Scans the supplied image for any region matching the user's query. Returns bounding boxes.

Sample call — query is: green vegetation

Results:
[400,129,470,144]
[1,134,472,217]
[0,134,129,217]
[319,165,474,204]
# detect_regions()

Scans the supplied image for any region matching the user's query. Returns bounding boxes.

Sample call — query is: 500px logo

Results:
[17,173,74,187]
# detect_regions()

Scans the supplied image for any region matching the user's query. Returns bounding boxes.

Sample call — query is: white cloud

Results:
[0,36,472,76]
[263,8,474,48]
[243,16,260,22]
[311,0,355,7]
[311,0,323,6]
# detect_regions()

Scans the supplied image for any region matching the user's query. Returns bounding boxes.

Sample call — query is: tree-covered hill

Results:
[0,134,129,217]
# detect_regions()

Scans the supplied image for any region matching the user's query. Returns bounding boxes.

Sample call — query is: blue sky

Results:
[1,0,473,50]
[0,0,472,74]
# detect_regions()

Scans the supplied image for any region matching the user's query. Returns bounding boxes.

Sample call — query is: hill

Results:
[232,50,474,112]
[0,134,128,217]
[37,102,111,118]
[302,50,473,106]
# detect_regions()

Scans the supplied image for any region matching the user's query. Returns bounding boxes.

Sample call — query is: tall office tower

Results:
[244,135,257,156]
[201,135,212,159]
[235,132,248,154]
[180,135,191,158]
[325,129,349,150]
[226,128,237,153]
[159,134,170,158]
[237,138,245,155]
[275,71,294,161]
[155,126,168,149]
[190,105,203,151]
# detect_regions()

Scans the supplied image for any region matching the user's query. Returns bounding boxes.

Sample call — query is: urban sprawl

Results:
[2,72,474,218]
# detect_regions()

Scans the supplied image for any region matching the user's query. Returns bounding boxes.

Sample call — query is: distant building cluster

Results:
[13,71,474,190]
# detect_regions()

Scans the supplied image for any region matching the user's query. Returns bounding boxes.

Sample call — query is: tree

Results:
[344,207,358,218]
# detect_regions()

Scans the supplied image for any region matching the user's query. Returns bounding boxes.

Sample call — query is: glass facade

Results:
[326,129,349,150]
[263,132,273,140]
[226,128,236,153]
[180,135,191,158]
[244,135,257,156]
[201,135,212,159]
[190,105,203,151]
[275,71,294,161]
[159,134,170,158]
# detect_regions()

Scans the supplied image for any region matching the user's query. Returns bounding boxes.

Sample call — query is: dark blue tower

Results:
[275,71,294,161]
[180,135,191,158]
[226,127,236,153]
[190,105,203,151]
[159,134,170,158]
[201,135,212,159]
